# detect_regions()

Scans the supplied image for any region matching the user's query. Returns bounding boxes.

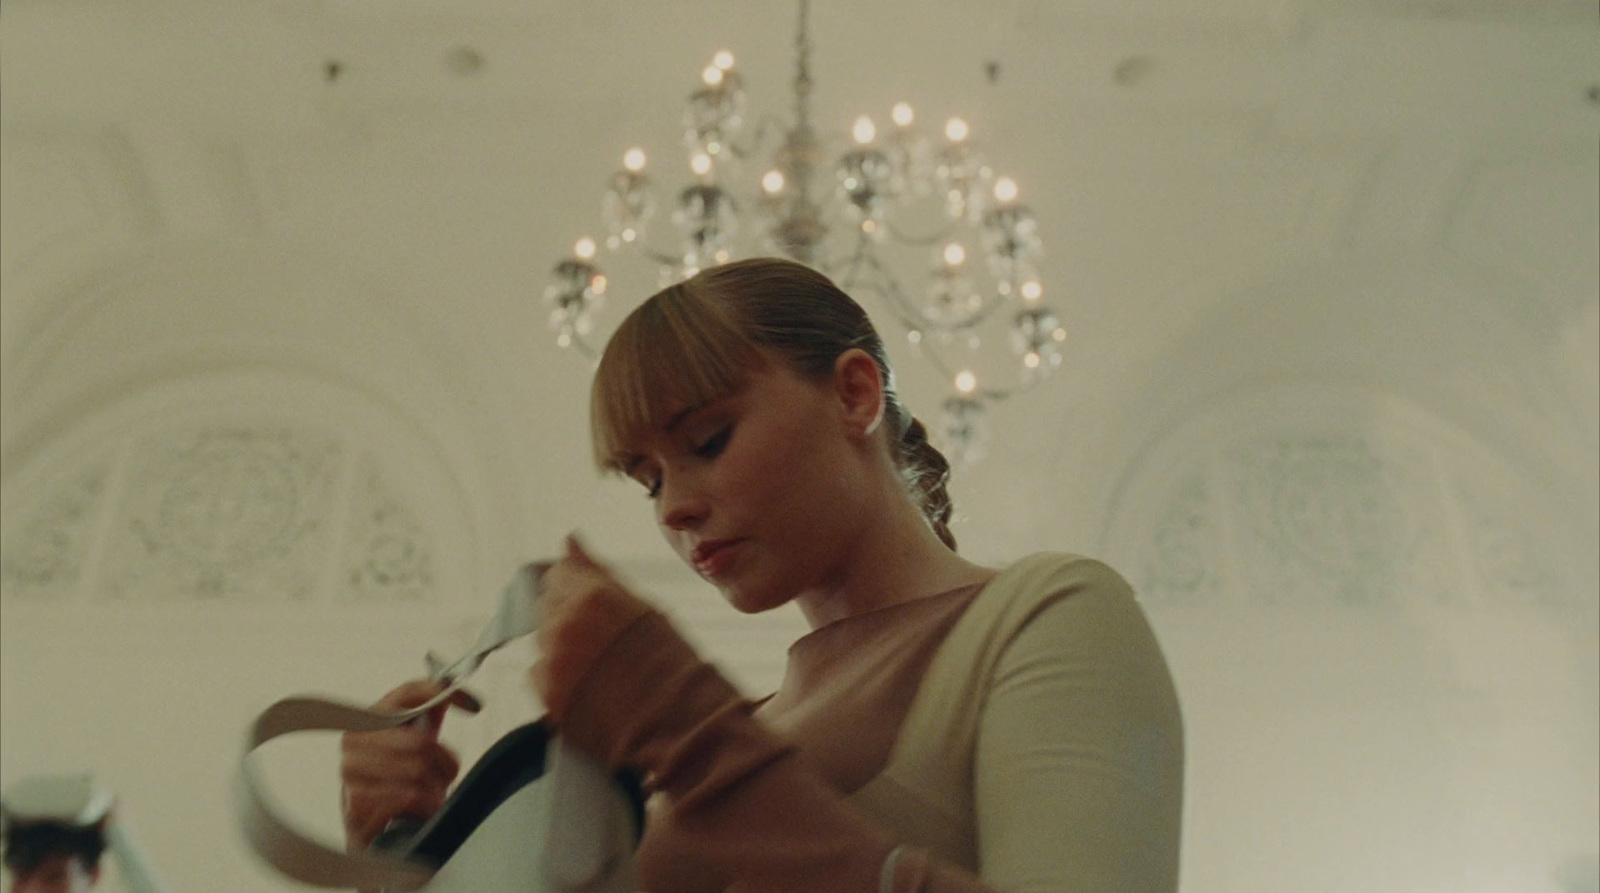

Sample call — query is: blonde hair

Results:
[591,257,958,549]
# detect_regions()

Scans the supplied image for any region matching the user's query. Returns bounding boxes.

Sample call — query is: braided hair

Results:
[591,257,958,550]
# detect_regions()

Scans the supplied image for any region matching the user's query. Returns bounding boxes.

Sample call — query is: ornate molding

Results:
[1,370,474,607]
[102,426,342,602]
[1105,384,1576,611]
[341,453,435,603]
[0,462,110,600]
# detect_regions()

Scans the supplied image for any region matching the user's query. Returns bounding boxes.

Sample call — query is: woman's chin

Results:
[719,583,790,616]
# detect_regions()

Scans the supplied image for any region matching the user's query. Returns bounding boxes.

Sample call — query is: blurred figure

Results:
[1,774,110,893]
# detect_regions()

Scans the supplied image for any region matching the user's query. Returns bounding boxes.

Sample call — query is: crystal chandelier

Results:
[544,0,1065,464]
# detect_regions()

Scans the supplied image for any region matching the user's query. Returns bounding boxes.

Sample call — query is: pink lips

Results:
[691,539,742,577]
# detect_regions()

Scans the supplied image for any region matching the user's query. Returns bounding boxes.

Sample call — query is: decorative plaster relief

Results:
[1450,469,1559,609]
[1223,433,1453,608]
[341,453,435,603]
[1106,386,1571,611]
[100,426,342,602]
[1139,471,1218,607]
[2,370,468,606]
[0,462,110,599]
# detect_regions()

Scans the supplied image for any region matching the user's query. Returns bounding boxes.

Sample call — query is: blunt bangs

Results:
[590,281,766,472]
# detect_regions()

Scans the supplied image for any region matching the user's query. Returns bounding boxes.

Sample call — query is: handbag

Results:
[234,564,644,892]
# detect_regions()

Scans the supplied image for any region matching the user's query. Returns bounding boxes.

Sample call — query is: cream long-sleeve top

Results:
[560,553,1184,892]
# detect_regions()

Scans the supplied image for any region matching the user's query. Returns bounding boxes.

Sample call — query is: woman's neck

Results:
[793,496,995,629]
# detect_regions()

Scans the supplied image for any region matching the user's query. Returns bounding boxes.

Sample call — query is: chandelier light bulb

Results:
[852,115,877,145]
[550,10,1057,459]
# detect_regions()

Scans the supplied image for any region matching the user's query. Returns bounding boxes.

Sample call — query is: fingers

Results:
[341,729,461,786]
[339,679,472,851]
[340,732,459,850]
[371,678,450,712]
[446,687,484,714]
[343,781,449,851]
[564,532,598,567]
[340,744,458,851]
[530,537,660,723]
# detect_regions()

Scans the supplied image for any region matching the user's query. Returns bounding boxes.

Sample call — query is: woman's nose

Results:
[658,476,708,531]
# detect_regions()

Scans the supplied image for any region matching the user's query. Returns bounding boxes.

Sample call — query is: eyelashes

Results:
[693,426,732,459]
[640,425,734,500]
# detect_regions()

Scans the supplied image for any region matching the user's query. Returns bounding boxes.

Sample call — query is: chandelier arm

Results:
[903,331,1043,404]
[636,244,689,269]
[947,290,1015,330]
[854,252,995,342]
[725,113,786,163]
[880,216,960,248]
[863,253,1015,334]
[605,230,701,270]
[837,247,1050,403]
[819,233,869,289]
[798,238,868,282]
[853,250,933,333]
[564,331,600,361]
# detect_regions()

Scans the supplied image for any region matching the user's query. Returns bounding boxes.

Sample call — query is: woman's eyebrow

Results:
[618,398,723,473]
[663,400,712,434]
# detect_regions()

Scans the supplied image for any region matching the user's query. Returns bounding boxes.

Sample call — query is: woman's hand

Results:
[531,534,657,723]
[339,679,479,852]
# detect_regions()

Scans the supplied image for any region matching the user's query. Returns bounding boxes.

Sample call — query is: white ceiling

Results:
[1,0,1596,571]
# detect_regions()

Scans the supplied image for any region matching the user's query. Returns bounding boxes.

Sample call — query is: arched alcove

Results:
[1075,250,1597,570]
[1102,381,1585,611]
[0,236,531,587]
[1,368,478,609]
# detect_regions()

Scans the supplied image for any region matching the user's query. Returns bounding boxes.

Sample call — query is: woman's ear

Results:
[833,349,886,439]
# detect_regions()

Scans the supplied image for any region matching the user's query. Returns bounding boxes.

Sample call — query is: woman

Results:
[340,258,1184,891]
